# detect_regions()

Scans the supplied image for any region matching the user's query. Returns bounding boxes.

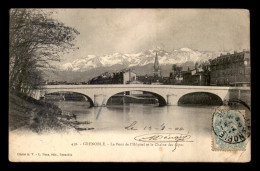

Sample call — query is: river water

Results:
[53,100,231,136]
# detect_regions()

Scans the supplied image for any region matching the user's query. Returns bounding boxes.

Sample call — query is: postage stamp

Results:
[212,109,248,151]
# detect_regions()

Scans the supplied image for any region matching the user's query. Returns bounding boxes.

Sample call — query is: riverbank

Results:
[9,93,80,133]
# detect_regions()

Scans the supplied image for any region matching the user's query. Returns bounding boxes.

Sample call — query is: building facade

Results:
[123,71,137,84]
[182,68,210,86]
[209,51,250,86]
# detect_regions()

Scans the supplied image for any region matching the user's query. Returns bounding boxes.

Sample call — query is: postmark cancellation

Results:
[212,109,249,151]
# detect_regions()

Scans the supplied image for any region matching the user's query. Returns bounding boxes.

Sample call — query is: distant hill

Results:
[44,48,228,82]
[43,62,196,82]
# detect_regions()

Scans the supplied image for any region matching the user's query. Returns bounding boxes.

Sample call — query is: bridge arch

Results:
[106,90,167,107]
[44,91,94,107]
[177,92,223,106]
[228,98,251,110]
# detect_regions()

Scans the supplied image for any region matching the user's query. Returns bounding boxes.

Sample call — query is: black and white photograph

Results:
[9,8,251,162]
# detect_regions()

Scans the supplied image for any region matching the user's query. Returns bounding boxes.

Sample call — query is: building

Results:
[136,75,153,84]
[209,50,250,86]
[191,72,210,86]
[182,70,193,85]
[137,75,170,85]
[153,51,161,77]
[182,68,210,86]
[123,71,137,84]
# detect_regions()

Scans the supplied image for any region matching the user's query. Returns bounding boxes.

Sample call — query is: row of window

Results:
[211,69,246,77]
[210,54,246,63]
[211,62,246,71]
[213,77,248,84]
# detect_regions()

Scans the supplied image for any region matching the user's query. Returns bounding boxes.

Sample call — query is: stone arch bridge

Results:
[33,85,250,107]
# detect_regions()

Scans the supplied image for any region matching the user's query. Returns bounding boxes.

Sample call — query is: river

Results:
[52,100,249,136]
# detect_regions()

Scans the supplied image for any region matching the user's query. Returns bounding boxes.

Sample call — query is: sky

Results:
[49,9,250,63]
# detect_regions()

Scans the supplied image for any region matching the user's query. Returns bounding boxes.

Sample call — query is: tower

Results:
[153,50,161,77]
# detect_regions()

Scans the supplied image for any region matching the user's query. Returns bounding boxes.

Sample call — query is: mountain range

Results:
[44,48,228,82]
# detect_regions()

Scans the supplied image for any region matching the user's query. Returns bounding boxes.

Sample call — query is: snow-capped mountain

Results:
[58,48,225,72]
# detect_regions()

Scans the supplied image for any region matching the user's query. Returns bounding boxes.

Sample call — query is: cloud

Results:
[49,9,250,62]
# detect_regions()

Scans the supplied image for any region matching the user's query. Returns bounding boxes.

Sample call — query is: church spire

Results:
[154,50,159,70]
[153,49,161,77]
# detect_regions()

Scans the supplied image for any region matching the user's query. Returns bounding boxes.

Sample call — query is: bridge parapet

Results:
[41,84,234,90]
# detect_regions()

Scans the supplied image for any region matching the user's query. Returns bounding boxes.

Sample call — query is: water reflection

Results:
[52,98,250,137]
[53,100,210,134]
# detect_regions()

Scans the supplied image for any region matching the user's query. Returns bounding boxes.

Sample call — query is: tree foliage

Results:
[199,61,210,73]
[9,9,79,96]
[171,64,182,80]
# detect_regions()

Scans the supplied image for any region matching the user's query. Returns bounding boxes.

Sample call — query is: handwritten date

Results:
[125,121,184,131]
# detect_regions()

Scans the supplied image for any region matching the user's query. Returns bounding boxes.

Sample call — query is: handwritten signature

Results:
[134,133,193,152]
[134,133,192,142]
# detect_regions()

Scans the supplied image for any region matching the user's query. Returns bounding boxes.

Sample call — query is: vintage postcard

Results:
[9,8,251,162]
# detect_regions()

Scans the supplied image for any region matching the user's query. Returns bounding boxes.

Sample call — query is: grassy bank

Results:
[9,93,73,133]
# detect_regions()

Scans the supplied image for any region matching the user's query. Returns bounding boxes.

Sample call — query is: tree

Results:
[9,9,79,96]
[195,62,199,71]
[200,61,210,73]
[172,64,177,72]
[176,66,182,80]
[171,64,182,81]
